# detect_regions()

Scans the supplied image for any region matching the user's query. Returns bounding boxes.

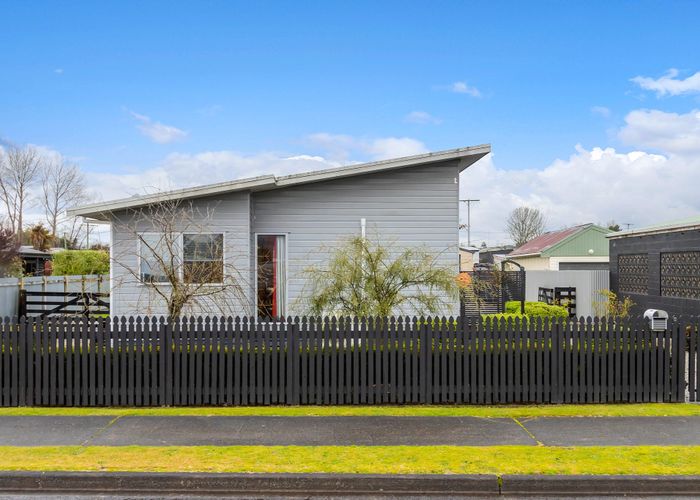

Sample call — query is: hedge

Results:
[505,300,569,319]
[51,250,109,276]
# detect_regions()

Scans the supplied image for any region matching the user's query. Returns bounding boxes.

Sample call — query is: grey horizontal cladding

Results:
[109,192,252,317]
[252,161,460,317]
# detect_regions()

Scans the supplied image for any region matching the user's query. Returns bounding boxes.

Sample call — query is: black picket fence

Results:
[0,315,695,407]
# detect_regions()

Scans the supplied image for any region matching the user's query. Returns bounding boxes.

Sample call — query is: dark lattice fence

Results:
[460,270,525,316]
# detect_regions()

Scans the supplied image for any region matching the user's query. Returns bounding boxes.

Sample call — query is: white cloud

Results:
[306,133,428,161]
[631,69,700,97]
[618,109,700,154]
[84,136,700,248]
[54,68,64,75]
[368,138,428,160]
[404,111,442,125]
[128,110,188,144]
[449,81,481,97]
[85,151,344,202]
[459,145,700,245]
[12,99,700,249]
[591,106,611,118]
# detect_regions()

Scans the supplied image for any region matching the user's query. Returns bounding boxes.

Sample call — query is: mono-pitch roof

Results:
[68,144,490,220]
[607,215,700,239]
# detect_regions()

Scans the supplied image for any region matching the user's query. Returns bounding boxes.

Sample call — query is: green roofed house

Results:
[507,223,610,271]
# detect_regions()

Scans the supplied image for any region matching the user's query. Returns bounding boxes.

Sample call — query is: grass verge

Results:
[0,403,698,418]
[0,445,697,475]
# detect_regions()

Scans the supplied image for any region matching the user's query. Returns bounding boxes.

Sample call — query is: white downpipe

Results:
[360,218,366,239]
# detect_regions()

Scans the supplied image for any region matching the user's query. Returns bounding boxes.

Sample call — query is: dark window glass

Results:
[183,234,224,283]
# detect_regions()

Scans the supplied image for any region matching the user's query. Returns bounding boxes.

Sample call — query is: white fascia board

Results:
[67,175,275,219]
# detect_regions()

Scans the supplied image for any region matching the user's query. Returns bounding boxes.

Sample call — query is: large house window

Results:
[661,251,700,300]
[183,234,224,284]
[618,253,649,295]
[139,233,173,284]
[139,233,224,284]
[257,235,286,319]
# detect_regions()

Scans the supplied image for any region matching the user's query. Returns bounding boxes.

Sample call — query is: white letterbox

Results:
[643,309,669,331]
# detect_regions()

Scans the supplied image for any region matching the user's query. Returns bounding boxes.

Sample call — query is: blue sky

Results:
[2,1,700,244]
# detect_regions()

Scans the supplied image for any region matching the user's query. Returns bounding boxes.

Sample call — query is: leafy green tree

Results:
[27,222,53,251]
[51,249,109,276]
[607,221,621,232]
[304,236,458,317]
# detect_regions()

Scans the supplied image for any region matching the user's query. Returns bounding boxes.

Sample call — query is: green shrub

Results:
[52,250,109,276]
[505,300,569,319]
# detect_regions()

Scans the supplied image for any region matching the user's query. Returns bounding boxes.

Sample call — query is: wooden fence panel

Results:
[0,315,695,407]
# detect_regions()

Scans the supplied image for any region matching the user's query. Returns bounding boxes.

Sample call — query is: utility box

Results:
[644,309,669,331]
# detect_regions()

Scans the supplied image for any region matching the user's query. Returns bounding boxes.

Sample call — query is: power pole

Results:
[460,199,480,247]
[623,223,634,230]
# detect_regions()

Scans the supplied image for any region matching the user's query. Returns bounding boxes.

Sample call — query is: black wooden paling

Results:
[0,315,693,406]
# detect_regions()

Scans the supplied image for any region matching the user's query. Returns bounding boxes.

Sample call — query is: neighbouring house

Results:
[507,224,610,271]
[608,216,700,318]
[478,245,514,266]
[68,145,490,318]
[459,245,479,271]
[18,246,64,276]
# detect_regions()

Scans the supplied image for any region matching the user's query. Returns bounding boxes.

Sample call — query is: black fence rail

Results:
[0,316,693,407]
[18,290,110,317]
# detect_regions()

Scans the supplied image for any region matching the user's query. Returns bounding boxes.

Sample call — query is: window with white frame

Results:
[139,233,174,283]
[183,233,224,284]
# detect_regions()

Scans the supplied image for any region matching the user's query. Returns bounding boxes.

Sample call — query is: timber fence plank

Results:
[0,315,695,407]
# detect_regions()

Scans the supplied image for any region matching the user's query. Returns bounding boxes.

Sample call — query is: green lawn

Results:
[0,445,697,475]
[1,403,698,418]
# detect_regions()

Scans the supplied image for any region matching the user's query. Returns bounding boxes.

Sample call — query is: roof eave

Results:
[507,252,541,258]
[67,144,491,220]
[607,223,700,239]
[67,175,276,220]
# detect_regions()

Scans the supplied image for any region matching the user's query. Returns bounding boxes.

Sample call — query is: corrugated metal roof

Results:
[509,224,589,257]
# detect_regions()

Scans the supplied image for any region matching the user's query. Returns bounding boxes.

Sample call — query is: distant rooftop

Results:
[479,245,514,253]
[607,215,700,239]
[509,224,592,257]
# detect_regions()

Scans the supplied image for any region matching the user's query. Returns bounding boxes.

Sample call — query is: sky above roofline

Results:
[2,1,700,246]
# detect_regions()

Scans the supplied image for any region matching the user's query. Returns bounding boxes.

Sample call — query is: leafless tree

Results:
[110,199,249,318]
[506,206,546,247]
[0,145,42,239]
[41,159,88,237]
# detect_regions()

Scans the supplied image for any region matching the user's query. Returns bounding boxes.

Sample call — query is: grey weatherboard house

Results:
[68,144,490,318]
